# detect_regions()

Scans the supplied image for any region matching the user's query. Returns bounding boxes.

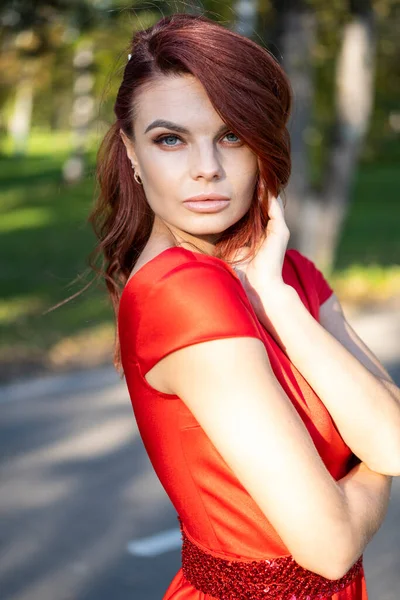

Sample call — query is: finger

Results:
[266,200,290,253]
[268,195,283,220]
[276,195,284,212]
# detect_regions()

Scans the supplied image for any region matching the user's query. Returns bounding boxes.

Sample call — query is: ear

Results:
[119,129,138,168]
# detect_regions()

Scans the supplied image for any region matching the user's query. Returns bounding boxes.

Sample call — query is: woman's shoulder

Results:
[119,244,261,374]
[122,245,239,301]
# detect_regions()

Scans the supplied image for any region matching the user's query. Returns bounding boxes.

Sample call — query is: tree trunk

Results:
[276,4,317,251]
[62,41,95,183]
[234,0,259,38]
[8,61,36,156]
[315,2,376,271]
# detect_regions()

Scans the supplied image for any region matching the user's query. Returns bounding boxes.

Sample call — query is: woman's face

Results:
[121,73,259,251]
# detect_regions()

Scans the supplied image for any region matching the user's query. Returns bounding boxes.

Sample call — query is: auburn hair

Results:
[89,12,292,372]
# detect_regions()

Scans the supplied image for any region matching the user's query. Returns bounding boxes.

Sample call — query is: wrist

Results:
[259,282,299,314]
[253,283,299,342]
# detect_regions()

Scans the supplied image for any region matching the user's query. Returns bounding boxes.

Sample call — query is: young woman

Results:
[90,13,400,600]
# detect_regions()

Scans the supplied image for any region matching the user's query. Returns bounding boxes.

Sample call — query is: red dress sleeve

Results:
[287,249,334,306]
[133,260,262,377]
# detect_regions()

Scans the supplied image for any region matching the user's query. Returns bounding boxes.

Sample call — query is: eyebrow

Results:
[144,119,229,136]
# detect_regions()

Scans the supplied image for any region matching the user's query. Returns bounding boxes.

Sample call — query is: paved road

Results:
[1,309,399,600]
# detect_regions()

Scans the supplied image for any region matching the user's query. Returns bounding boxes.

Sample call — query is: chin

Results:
[182,224,233,237]
[182,214,243,234]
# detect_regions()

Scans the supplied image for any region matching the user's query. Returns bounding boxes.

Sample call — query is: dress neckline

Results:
[123,246,241,294]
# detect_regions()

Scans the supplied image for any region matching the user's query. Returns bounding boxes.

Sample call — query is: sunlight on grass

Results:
[0,297,44,325]
[1,129,399,380]
[2,128,101,158]
[2,129,74,157]
[0,207,53,233]
[331,264,400,304]
[47,322,114,368]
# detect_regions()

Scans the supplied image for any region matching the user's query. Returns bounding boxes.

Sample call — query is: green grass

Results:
[331,161,400,305]
[0,131,115,377]
[0,130,399,380]
[335,164,400,268]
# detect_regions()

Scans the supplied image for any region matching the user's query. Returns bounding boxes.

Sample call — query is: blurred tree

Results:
[62,38,96,183]
[0,0,96,155]
[6,32,39,154]
[62,1,173,182]
[1,0,397,263]
[234,0,258,37]
[313,0,377,269]
[364,0,400,163]
[270,0,317,257]
[267,0,377,271]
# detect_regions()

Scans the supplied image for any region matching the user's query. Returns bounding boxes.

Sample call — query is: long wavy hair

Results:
[89,13,292,371]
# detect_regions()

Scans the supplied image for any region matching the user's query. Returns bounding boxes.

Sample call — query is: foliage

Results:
[306,0,400,179]
[0,130,399,380]
[0,2,399,378]
[1,0,398,161]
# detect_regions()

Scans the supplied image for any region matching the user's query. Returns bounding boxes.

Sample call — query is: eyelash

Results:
[153,132,242,147]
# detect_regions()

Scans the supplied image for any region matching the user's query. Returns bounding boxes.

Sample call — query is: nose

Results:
[189,142,223,181]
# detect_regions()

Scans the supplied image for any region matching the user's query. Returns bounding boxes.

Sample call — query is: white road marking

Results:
[126,527,182,557]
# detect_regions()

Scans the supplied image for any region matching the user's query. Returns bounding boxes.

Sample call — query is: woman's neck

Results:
[151,216,219,257]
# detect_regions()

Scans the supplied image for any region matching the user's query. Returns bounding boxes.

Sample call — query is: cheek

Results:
[140,169,180,215]
[234,167,258,198]
[142,151,184,190]
[230,152,258,181]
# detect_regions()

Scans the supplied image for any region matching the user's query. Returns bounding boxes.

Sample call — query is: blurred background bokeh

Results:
[1,2,399,600]
[0,0,399,382]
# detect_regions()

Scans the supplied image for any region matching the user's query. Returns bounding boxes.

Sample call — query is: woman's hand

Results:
[232,194,294,329]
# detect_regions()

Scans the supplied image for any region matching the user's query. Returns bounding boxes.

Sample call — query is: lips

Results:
[183,193,230,202]
[182,199,230,213]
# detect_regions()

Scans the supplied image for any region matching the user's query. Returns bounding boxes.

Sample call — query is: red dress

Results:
[118,246,368,600]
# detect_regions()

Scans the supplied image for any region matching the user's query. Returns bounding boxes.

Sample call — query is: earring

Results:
[133,169,142,185]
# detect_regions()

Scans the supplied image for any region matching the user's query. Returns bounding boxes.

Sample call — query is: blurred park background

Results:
[1,2,400,600]
[0,0,399,383]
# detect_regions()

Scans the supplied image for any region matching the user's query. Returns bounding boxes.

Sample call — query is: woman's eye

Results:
[153,132,241,147]
[225,131,240,142]
[154,134,182,147]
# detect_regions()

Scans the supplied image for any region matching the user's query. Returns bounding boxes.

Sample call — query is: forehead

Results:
[134,74,223,129]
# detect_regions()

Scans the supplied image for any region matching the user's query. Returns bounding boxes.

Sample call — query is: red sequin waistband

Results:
[178,517,363,600]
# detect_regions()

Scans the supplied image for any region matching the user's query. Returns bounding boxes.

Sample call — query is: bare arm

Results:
[256,284,400,476]
[146,334,392,580]
[319,293,400,402]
